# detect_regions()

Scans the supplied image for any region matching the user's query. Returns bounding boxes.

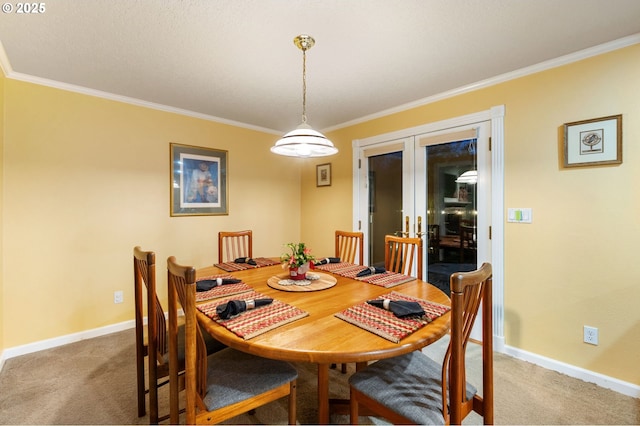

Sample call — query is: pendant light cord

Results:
[301,47,307,124]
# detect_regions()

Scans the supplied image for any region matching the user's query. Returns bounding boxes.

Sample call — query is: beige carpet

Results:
[0,328,638,425]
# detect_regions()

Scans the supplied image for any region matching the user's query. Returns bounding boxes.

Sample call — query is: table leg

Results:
[317,363,330,424]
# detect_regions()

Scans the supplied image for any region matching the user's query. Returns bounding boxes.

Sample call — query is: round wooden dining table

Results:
[195,262,451,424]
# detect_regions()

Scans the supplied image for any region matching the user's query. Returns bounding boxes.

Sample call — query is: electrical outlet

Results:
[583,326,598,345]
[114,290,124,304]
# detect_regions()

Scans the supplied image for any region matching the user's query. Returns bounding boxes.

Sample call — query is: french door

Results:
[355,123,491,282]
[359,138,414,268]
[352,107,505,347]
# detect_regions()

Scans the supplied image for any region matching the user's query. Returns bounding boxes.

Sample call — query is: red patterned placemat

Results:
[197,290,308,340]
[196,284,253,302]
[357,272,415,288]
[214,257,279,272]
[314,262,363,275]
[314,262,415,288]
[196,274,252,302]
[335,291,450,343]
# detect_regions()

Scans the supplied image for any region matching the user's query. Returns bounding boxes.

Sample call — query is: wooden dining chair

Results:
[134,246,163,422]
[460,224,477,263]
[349,262,493,425]
[335,230,364,265]
[167,256,298,425]
[218,230,253,263]
[427,224,440,264]
[384,234,423,278]
[134,247,226,423]
[332,230,365,373]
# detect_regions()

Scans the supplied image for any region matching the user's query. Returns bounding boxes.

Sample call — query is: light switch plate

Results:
[507,208,532,223]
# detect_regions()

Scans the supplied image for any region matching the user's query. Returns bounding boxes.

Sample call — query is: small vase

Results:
[289,262,310,280]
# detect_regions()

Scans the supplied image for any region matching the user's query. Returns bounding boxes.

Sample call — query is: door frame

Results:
[352,105,505,349]
[355,137,414,270]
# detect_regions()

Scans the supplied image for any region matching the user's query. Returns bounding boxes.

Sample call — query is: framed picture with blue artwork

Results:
[563,115,622,168]
[170,143,228,216]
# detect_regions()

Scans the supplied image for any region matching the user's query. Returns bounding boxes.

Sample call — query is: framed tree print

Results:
[563,115,622,168]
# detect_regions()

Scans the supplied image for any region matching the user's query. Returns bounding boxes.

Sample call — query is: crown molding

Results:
[8,70,281,135]
[2,34,638,135]
[324,32,640,133]
[0,39,280,136]
[0,40,13,77]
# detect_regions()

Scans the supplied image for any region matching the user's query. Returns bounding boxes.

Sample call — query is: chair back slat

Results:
[335,230,364,265]
[218,230,253,263]
[384,235,423,278]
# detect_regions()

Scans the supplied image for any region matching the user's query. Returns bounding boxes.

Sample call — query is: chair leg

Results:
[350,388,359,425]
[148,360,159,424]
[288,380,297,425]
[341,363,348,374]
[148,378,159,424]
[136,351,146,417]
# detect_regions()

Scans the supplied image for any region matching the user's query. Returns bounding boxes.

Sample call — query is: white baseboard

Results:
[0,310,184,374]
[0,320,136,372]
[503,345,640,398]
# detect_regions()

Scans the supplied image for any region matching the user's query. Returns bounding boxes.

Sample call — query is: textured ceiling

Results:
[1,0,639,133]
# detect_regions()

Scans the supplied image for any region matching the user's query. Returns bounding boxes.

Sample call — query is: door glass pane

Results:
[425,139,477,293]
[368,151,402,268]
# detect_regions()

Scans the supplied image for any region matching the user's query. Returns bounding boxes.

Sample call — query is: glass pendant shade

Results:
[271,34,338,158]
[271,123,338,157]
[456,170,478,184]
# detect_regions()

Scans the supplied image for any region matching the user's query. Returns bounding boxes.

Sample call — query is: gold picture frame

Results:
[170,143,228,216]
[316,163,332,187]
[563,115,622,168]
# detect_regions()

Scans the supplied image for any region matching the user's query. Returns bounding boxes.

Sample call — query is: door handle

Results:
[416,216,426,238]
[394,216,410,237]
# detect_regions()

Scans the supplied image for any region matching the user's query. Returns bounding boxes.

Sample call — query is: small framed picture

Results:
[316,163,332,187]
[170,143,228,216]
[563,115,622,168]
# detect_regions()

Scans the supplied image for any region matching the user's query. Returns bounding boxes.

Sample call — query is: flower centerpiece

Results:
[280,242,316,280]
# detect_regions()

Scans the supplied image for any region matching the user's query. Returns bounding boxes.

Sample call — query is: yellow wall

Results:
[2,43,639,388]
[301,44,640,385]
[2,80,303,347]
[0,70,5,355]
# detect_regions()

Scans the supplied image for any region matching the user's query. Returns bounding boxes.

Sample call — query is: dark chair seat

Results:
[201,348,298,411]
[349,350,477,425]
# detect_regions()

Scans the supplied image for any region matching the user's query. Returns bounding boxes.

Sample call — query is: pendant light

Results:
[271,35,338,158]
[456,140,477,184]
[455,170,477,184]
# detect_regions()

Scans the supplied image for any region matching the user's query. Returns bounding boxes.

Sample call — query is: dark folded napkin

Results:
[196,278,242,292]
[216,298,273,319]
[234,257,257,265]
[314,257,341,266]
[356,266,386,277]
[367,299,425,318]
